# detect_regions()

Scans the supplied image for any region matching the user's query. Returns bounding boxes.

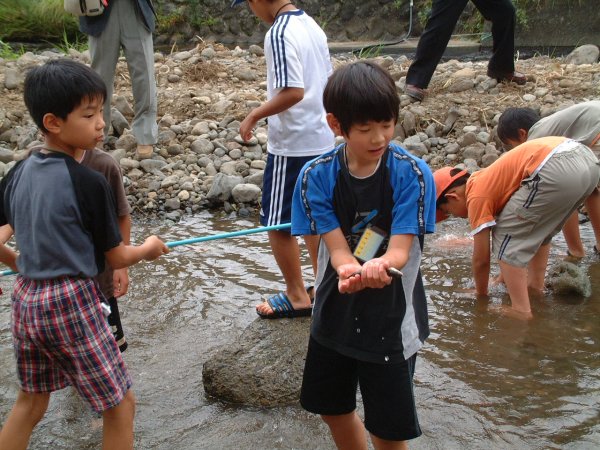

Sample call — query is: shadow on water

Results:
[1,211,599,449]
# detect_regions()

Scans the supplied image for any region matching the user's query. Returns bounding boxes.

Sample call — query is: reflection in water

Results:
[0,212,598,449]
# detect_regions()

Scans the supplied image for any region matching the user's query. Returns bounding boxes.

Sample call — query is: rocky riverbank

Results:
[1,43,599,222]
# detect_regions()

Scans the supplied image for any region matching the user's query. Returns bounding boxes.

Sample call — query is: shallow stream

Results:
[1,211,598,449]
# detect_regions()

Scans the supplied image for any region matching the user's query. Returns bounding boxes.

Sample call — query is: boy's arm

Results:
[471,228,491,295]
[113,214,131,298]
[105,235,168,270]
[0,243,18,272]
[0,224,13,244]
[239,87,304,141]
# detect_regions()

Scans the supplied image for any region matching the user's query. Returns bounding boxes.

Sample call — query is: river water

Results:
[1,211,598,449]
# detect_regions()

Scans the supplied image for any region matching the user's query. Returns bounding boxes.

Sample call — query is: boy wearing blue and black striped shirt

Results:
[231,0,335,318]
[292,61,436,449]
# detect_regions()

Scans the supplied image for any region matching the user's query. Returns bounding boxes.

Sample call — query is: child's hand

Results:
[239,113,258,142]
[143,236,169,261]
[337,263,364,293]
[113,268,129,297]
[359,258,392,289]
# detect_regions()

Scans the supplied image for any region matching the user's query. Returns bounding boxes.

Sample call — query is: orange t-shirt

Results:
[465,136,569,234]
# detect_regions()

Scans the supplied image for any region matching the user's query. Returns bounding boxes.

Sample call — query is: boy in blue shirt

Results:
[0,59,168,450]
[292,61,436,449]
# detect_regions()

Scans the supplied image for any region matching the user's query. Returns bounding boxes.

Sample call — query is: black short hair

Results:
[436,169,470,208]
[24,59,106,133]
[497,107,540,143]
[323,61,400,135]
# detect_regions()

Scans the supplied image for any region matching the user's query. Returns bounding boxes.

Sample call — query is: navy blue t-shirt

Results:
[0,151,122,279]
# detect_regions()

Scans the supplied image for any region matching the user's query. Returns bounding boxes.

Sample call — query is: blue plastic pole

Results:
[0,222,292,277]
[165,222,291,248]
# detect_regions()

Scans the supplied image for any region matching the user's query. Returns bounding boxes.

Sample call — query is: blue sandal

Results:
[257,292,312,319]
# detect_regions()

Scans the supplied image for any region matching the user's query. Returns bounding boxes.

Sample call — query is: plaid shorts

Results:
[11,276,132,413]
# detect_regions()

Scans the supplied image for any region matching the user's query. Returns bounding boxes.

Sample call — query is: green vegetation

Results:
[50,29,89,54]
[155,0,222,34]
[0,40,25,60]
[356,44,384,59]
[0,0,81,42]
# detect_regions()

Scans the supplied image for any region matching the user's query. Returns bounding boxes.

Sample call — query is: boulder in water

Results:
[202,316,310,407]
[547,261,591,297]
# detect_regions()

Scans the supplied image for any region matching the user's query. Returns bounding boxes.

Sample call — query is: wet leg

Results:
[527,243,551,292]
[303,234,320,279]
[584,188,600,252]
[102,389,135,450]
[499,261,532,316]
[256,230,312,316]
[370,434,408,450]
[562,211,585,258]
[322,411,368,450]
[0,390,50,450]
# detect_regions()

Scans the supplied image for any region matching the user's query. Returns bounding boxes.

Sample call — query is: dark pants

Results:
[406,0,516,89]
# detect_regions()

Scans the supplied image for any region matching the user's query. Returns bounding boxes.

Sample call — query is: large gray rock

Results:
[111,108,130,136]
[232,183,261,203]
[4,68,20,90]
[0,146,14,164]
[203,317,310,407]
[206,173,244,203]
[565,44,600,65]
[547,261,591,297]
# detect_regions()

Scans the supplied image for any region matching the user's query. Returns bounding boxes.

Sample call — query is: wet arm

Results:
[105,235,168,270]
[239,87,304,141]
[472,228,491,295]
[113,215,132,297]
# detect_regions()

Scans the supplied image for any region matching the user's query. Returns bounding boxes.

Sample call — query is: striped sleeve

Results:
[269,14,304,89]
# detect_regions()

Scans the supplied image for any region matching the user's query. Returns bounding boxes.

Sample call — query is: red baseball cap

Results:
[433,167,468,222]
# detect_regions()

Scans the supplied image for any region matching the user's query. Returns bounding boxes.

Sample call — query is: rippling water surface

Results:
[1,212,598,449]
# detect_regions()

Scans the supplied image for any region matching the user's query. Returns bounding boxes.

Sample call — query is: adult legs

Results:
[471,0,517,75]
[102,389,135,450]
[0,391,50,450]
[405,0,469,89]
[89,10,122,138]
[119,0,158,146]
[321,412,369,450]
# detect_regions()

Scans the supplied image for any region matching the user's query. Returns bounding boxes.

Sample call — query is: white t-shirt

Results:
[264,10,335,157]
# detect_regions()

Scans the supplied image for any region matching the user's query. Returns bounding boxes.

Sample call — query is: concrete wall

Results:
[154,0,600,49]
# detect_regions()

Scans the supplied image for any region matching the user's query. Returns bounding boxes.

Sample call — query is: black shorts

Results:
[102,296,128,353]
[300,336,421,441]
